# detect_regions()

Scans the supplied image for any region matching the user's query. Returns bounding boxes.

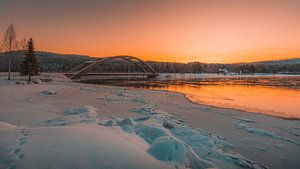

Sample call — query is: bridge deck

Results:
[64,72,158,77]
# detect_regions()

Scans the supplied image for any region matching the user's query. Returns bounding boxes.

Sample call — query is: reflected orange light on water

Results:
[151,85,300,119]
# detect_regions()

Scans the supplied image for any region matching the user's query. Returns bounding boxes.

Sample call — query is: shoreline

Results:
[0,75,299,169]
[78,79,300,168]
[160,89,300,121]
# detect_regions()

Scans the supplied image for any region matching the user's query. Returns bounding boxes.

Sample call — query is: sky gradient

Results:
[1,0,300,63]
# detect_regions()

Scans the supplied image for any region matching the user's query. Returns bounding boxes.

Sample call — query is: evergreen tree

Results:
[19,38,39,82]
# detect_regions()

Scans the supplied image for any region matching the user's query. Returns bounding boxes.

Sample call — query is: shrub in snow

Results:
[16,81,26,85]
[41,90,56,95]
[32,79,42,84]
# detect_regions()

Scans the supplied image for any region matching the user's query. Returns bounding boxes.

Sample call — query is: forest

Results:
[0,51,299,74]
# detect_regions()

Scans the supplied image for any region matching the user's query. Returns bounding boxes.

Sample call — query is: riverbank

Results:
[146,83,300,120]
[0,74,299,169]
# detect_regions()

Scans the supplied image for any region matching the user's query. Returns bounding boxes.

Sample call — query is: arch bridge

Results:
[64,55,158,80]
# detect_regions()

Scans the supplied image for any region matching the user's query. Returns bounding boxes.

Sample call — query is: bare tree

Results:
[2,23,18,80]
[18,37,27,50]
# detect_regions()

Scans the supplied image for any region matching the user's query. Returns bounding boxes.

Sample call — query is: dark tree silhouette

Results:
[19,38,39,82]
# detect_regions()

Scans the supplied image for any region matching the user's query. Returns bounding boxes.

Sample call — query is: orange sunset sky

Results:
[0,0,300,63]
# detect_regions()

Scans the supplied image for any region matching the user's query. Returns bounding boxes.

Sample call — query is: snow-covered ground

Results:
[0,73,299,169]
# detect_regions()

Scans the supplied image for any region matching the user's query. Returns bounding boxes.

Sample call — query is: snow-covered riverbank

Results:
[0,74,299,169]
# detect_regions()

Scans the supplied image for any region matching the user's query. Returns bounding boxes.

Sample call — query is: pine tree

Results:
[19,38,39,82]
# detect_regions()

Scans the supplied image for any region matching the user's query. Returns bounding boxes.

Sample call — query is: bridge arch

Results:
[65,55,158,79]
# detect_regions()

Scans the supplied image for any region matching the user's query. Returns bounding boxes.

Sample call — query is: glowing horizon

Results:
[1,0,300,63]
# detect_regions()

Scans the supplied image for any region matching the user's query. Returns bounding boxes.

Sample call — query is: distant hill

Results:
[0,51,91,72]
[0,51,299,73]
[252,58,300,65]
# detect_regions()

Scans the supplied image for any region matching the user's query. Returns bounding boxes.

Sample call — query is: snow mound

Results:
[0,125,173,169]
[0,122,18,130]
[100,112,262,169]
[45,106,99,126]
[65,106,98,123]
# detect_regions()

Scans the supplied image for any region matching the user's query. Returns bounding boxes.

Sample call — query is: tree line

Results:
[1,23,39,81]
[147,61,300,74]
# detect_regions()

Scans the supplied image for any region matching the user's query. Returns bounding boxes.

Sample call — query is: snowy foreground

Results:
[0,74,299,169]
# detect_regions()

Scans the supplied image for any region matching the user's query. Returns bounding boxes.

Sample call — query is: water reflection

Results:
[149,84,300,120]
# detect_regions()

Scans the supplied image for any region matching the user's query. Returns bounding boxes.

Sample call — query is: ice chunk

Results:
[163,120,176,129]
[236,122,300,145]
[148,136,214,169]
[255,146,267,152]
[121,125,135,133]
[119,117,135,126]
[100,120,117,126]
[64,106,91,115]
[96,96,106,100]
[131,106,157,115]
[45,118,69,126]
[135,124,172,144]
[100,114,262,169]
[142,115,164,127]
[233,116,255,123]
[274,144,286,148]
[147,136,186,165]
[131,98,148,104]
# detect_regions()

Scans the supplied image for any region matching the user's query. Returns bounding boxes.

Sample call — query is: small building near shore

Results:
[217,68,229,75]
